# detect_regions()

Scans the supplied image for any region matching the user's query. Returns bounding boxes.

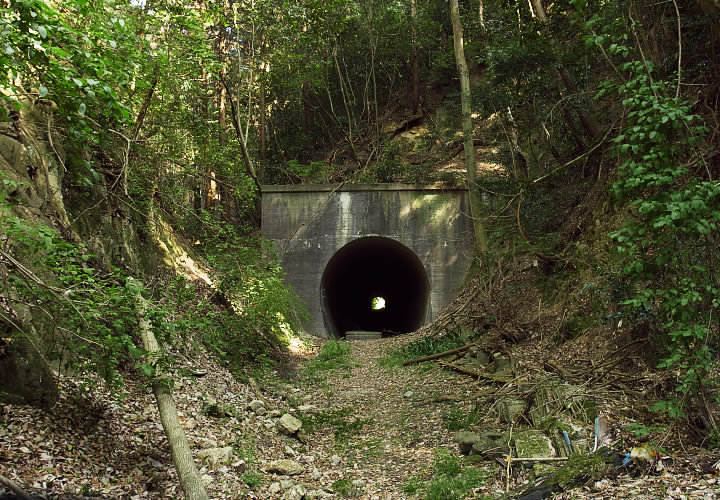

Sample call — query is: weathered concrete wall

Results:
[262,183,475,337]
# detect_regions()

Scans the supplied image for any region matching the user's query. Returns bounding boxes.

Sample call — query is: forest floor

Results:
[2,285,720,499]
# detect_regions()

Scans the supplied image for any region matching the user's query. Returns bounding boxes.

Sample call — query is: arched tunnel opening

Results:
[320,236,430,338]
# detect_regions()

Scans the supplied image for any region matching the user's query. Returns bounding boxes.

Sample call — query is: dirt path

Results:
[253,333,492,499]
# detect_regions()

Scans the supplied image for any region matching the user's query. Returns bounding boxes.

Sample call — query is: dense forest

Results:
[1,0,719,498]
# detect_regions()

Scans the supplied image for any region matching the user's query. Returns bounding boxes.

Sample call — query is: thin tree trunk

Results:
[333,45,359,162]
[135,290,209,500]
[409,0,420,113]
[449,0,488,259]
[259,82,266,161]
[531,0,601,139]
[219,73,227,146]
[220,77,262,193]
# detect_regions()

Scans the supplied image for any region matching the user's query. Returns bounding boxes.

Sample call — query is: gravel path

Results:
[279,335,466,498]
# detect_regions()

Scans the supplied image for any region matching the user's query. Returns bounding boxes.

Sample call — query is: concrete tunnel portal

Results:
[320,236,431,338]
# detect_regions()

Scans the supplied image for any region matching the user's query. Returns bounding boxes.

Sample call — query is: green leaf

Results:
[78,102,86,115]
[38,86,48,97]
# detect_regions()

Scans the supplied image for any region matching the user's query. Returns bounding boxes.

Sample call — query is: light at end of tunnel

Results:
[371,296,386,311]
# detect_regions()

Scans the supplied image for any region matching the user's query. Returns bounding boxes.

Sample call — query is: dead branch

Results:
[438,361,512,384]
[402,343,477,366]
[0,474,32,500]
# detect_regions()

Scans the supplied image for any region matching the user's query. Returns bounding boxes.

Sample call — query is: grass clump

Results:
[332,478,363,498]
[404,449,489,500]
[444,407,480,431]
[380,324,468,368]
[305,340,353,382]
[298,406,373,447]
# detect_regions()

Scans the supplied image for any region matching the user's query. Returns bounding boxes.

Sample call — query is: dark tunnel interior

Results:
[320,236,430,337]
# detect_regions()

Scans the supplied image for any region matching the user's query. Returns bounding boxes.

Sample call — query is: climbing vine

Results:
[590,41,719,416]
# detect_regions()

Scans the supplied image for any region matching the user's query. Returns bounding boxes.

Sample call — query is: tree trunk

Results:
[220,77,262,194]
[449,0,488,259]
[409,0,420,114]
[135,289,209,500]
[303,79,315,154]
[531,0,601,140]
[259,82,266,162]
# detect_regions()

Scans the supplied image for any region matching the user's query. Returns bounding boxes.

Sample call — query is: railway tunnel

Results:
[261,183,475,338]
[320,236,430,337]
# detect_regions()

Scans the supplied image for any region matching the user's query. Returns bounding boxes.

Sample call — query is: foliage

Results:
[232,434,263,488]
[586,29,718,416]
[382,323,467,367]
[444,407,481,432]
[305,340,353,382]
[298,406,372,447]
[404,449,488,500]
[0,187,145,388]
[1,0,138,148]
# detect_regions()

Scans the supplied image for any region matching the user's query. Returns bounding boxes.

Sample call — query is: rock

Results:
[296,430,309,444]
[0,338,59,409]
[469,432,510,460]
[351,479,365,488]
[268,409,283,418]
[198,438,218,449]
[277,413,303,435]
[453,431,485,455]
[330,454,342,466]
[490,354,513,376]
[311,467,321,480]
[269,482,282,494]
[474,349,491,365]
[282,483,306,500]
[529,379,596,427]
[197,447,233,467]
[464,454,484,464]
[284,445,297,457]
[248,399,267,415]
[280,479,296,490]
[513,430,556,459]
[497,398,527,424]
[306,490,334,499]
[267,459,303,476]
[403,390,414,398]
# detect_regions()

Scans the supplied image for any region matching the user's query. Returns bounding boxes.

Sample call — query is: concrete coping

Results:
[261,183,469,194]
[345,330,383,340]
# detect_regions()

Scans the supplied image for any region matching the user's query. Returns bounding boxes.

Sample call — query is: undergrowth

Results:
[304,340,354,383]
[403,449,489,499]
[298,406,373,447]
[380,323,468,368]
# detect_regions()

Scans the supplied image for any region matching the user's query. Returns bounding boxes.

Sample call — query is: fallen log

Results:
[135,287,209,500]
[402,343,477,366]
[0,474,32,500]
[438,361,513,384]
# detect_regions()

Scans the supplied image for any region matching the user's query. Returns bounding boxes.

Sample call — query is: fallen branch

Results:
[402,343,477,366]
[438,361,513,384]
[135,286,209,500]
[505,457,569,463]
[420,387,495,405]
[0,474,32,500]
